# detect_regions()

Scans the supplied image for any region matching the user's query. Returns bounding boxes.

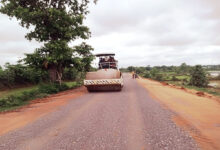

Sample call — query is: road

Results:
[0,74,199,150]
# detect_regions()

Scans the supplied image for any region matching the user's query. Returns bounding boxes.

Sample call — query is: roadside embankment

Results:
[0,81,81,112]
[138,78,220,150]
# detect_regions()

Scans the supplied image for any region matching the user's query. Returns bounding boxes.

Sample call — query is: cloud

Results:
[0,14,27,42]
[0,0,220,67]
[0,14,41,65]
[198,0,220,19]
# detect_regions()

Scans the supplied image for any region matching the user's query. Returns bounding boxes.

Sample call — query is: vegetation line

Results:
[121,64,220,98]
[0,81,82,112]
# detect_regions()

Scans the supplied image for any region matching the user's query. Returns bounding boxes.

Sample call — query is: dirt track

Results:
[0,74,200,150]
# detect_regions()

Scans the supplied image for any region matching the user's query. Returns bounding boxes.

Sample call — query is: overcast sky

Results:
[0,0,220,67]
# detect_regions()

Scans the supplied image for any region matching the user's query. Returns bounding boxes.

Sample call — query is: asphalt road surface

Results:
[0,74,199,150]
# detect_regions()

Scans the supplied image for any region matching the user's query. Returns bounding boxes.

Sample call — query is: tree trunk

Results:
[48,64,63,85]
[56,71,62,85]
[48,65,57,82]
[57,64,63,85]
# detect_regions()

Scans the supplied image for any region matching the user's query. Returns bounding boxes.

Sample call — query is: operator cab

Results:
[96,53,118,69]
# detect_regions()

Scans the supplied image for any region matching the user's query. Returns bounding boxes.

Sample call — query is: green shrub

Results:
[143,72,151,78]
[189,65,208,87]
[38,83,59,94]
[0,81,80,111]
[63,68,79,80]
[150,68,159,77]
[54,83,69,91]
[0,63,49,88]
[38,83,69,94]
[7,95,22,106]
[0,95,23,107]
[171,76,179,81]
[154,74,164,81]
[35,93,49,98]
[22,89,39,101]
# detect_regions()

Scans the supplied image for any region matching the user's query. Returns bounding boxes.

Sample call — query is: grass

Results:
[0,85,38,98]
[0,101,29,112]
[0,81,82,112]
[64,81,81,88]
[163,72,176,75]
[167,81,183,86]
[0,81,79,98]
[175,75,190,80]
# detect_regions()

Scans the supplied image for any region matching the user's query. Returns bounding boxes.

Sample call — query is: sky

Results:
[0,0,220,67]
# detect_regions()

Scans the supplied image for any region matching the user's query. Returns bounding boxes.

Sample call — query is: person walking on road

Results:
[132,71,136,79]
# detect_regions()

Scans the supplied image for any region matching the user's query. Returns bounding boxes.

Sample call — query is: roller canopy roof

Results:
[95,53,115,57]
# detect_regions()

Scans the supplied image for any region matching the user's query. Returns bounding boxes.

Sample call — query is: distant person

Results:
[132,71,135,79]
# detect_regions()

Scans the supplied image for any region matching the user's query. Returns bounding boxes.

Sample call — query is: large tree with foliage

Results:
[0,0,95,84]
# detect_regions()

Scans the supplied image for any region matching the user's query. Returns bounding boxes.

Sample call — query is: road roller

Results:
[84,53,123,92]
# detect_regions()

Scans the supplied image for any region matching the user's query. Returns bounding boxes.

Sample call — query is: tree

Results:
[0,66,3,75]
[135,67,144,74]
[189,65,208,87]
[150,68,159,77]
[0,0,95,84]
[178,63,190,74]
[143,71,151,78]
[145,65,151,71]
[127,66,135,72]
[24,42,93,83]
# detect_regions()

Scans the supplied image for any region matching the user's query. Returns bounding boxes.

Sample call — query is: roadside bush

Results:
[63,67,78,80]
[39,83,69,94]
[0,82,79,110]
[154,73,164,81]
[38,83,59,94]
[150,68,159,77]
[0,95,23,107]
[0,88,43,108]
[143,72,151,78]
[54,83,69,91]
[21,90,40,101]
[189,65,208,87]
[35,93,49,98]
[0,63,49,88]
[181,78,189,85]
[0,62,88,90]
[171,76,179,81]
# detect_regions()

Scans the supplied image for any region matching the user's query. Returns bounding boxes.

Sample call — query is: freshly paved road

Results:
[0,74,199,150]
